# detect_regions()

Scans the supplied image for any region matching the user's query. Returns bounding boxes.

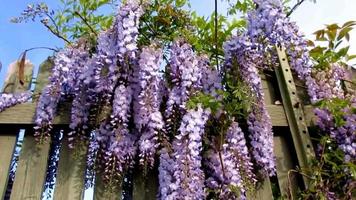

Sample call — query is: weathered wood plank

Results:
[247,178,273,200]
[9,131,51,200]
[275,46,315,188]
[132,169,158,200]
[261,73,277,105]
[94,173,122,200]
[0,133,17,199]
[1,56,33,199]
[2,59,33,93]
[10,57,53,200]
[274,136,298,199]
[32,57,54,97]
[53,138,88,200]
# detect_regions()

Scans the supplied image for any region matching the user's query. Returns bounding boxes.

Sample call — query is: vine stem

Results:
[286,0,306,17]
[42,22,72,44]
[73,11,98,36]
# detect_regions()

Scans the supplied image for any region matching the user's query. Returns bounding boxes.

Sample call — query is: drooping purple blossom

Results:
[166,40,201,117]
[95,120,137,179]
[198,55,223,101]
[135,45,164,167]
[249,0,312,80]
[164,105,210,199]
[205,122,256,200]
[0,92,32,112]
[223,35,276,176]
[109,0,144,87]
[158,148,174,199]
[314,96,356,161]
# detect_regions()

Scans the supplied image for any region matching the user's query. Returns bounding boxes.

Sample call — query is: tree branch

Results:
[42,22,72,44]
[73,11,98,36]
[25,46,59,52]
[287,0,306,17]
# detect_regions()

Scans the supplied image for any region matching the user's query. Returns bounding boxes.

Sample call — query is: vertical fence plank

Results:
[274,136,298,199]
[9,58,52,200]
[132,170,158,200]
[247,178,273,200]
[261,73,277,105]
[0,132,17,199]
[9,131,51,200]
[94,174,122,200]
[2,59,33,93]
[53,139,88,200]
[0,58,33,199]
[275,46,315,189]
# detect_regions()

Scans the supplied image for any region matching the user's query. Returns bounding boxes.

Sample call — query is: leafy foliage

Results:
[309,21,356,69]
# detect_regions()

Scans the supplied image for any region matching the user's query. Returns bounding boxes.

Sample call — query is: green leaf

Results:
[342,20,356,28]
[326,23,340,31]
[337,27,353,41]
[347,54,356,61]
[175,0,186,7]
[336,46,350,58]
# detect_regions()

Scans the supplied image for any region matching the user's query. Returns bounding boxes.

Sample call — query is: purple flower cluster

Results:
[161,105,211,199]
[11,3,52,24]
[93,0,144,180]
[314,96,356,161]
[248,0,312,80]
[135,45,164,167]
[224,36,276,176]
[308,64,346,102]
[199,55,223,101]
[205,122,256,199]
[0,92,32,112]
[309,63,355,161]
[166,40,201,116]
[34,48,75,139]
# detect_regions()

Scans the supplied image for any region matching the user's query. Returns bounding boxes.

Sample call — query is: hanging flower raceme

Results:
[91,0,145,183]
[95,121,137,185]
[34,47,75,139]
[199,55,223,101]
[135,45,164,168]
[223,36,276,176]
[111,0,144,87]
[166,40,201,117]
[158,148,174,199]
[165,105,211,200]
[248,0,312,80]
[314,95,356,161]
[205,122,256,200]
[0,92,32,112]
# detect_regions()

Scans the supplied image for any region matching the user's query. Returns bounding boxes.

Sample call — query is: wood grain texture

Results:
[247,178,273,200]
[0,54,33,199]
[9,133,51,200]
[94,173,122,200]
[261,74,277,105]
[2,60,33,93]
[274,136,298,199]
[9,58,53,200]
[53,138,88,200]
[0,133,17,199]
[132,169,158,200]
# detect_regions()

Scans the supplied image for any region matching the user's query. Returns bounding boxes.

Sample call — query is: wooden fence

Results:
[0,47,317,200]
